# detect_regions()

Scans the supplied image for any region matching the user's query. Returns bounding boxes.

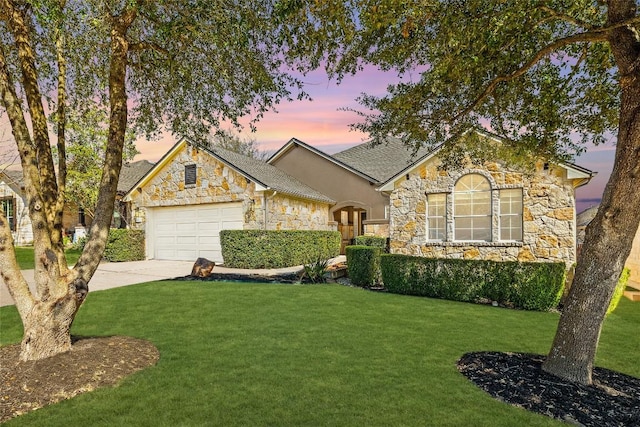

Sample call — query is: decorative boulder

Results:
[191,258,215,278]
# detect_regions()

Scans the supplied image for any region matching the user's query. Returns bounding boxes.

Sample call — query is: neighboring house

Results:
[116,160,154,228]
[1,170,32,245]
[577,204,640,294]
[123,139,335,262]
[268,137,430,251]
[0,161,153,246]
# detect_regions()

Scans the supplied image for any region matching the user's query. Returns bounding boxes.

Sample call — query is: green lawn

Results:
[13,246,82,270]
[1,282,638,426]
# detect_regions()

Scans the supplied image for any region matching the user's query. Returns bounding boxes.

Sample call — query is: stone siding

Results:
[390,158,577,267]
[0,181,32,246]
[627,227,640,289]
[264,194,332,231]
[129,144,331,231]
[363,220,389,237]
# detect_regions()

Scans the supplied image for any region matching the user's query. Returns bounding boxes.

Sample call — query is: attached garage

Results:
[124,139,335,264]
[148,202,243,262]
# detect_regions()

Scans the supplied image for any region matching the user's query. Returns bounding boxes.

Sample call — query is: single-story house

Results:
[270,130,593,267]
[0,160,153,245]
[129,130,593,269]
[123,139,335,262]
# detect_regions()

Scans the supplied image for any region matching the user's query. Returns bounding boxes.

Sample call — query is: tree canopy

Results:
[275,0,640,386]
[0,0,309,361]
[277,0,621,159]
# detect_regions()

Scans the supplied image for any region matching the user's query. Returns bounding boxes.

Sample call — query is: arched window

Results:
[453,174,491,241]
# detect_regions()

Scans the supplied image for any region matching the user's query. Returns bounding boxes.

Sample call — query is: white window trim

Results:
[424,174,523,244]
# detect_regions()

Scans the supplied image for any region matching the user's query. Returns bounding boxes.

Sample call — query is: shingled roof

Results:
[332,137,433,183]
[203,143,335,204]
[117,160,154,194]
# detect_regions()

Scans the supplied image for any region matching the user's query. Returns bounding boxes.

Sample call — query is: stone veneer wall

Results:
[626,227,640,289]
[263,193,333,231]
[363,220,390,237]
[389,158,578,267]
[129,144,331,231]
[0,181,32,245]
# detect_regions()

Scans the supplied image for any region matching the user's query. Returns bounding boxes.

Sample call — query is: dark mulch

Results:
[457,351,640,426]
[0,336,159,423]
[174,272,302,283]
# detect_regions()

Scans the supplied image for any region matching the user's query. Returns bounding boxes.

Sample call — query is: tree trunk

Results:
[0,2,135,361]
[20,294,77,361]
[542,5,640,382]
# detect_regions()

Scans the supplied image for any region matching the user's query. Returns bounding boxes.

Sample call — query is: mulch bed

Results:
[457,351,640,426]
[0,336,159,423]
[174,272,302,284]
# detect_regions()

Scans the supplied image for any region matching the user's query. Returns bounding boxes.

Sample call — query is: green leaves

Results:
[279,0,622,161]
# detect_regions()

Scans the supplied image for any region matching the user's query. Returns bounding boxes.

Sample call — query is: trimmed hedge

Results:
[220,230,341,269]
[380,254,566,311]
[346,245,381,287]
[103,229,145,262]
[607,267,631,315]
[353,236,388,252]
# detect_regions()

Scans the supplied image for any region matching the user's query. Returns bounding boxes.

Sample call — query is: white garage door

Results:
[149,203,243,262]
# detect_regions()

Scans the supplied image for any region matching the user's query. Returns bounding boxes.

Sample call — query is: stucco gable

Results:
[268,138,379,183]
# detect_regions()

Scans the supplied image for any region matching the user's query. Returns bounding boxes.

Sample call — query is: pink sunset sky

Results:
[133,66,615,214]
[0,67,615,214]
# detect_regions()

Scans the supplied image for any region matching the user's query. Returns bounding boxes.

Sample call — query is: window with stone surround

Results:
[499,188,523,241]
[427,193,446,240]
[185,164,197,186]
[1,197,16,231]
[424,172,524,244]
[454,174,491,241]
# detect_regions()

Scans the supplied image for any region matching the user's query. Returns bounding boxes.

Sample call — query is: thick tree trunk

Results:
[20,293,78,361]
[1,2,135,361]
[542,5,640,382]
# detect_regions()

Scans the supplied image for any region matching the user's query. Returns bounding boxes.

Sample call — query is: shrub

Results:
[220,230,341,269]
[607,267,631,315]
[103,229,145,262]
[346,245,381,287]
[303,258,329,284]
[354,236,388,252]
[380,254,565,311]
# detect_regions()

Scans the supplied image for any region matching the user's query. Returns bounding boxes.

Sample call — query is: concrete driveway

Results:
[0,260,194,307]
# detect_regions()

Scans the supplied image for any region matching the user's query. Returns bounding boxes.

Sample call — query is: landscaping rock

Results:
[191,258,215,278]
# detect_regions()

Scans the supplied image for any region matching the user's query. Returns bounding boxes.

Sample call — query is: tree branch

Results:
[1,0,59,226]
[129,40,169,56]
[453,30,609,122]
[53,4,69,276]
[537,5,597,30]
[0,203,33,317]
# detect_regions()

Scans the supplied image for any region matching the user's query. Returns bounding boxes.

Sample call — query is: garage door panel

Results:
[198,234,219,243]
[156,248,176,259]
[151,202,242,262]
[176,249,198,260]
[156,236,176,245]
[176,236,197,245]
[198,222,220,232]
[155,223,176,234]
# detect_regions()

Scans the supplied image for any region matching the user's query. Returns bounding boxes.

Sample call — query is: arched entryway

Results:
[331,202,370,254]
